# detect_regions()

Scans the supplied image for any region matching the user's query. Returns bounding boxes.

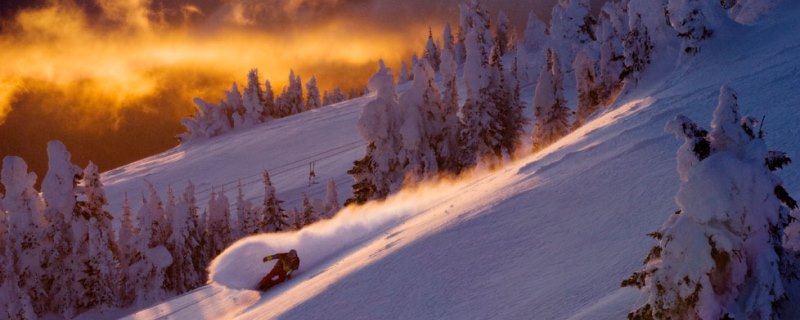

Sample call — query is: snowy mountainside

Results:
[102,94,374,221]
[122,2,800,319]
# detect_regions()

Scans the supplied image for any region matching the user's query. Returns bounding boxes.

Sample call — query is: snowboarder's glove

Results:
[263,256,273,262]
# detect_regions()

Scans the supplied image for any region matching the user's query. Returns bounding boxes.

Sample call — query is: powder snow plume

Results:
[208,175,474,290]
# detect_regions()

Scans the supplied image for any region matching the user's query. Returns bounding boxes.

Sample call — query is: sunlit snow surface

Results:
[119,3,800,318]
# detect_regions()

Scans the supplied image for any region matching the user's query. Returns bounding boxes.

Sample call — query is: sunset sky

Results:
[0,0,559,182]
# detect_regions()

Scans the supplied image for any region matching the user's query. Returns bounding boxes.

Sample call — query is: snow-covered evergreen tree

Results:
[349,60,403,203]
[261,171,290,232]
[399,61,411,85]
[442,23,455,58]
[305,75,322,111]
[398,59,441,181]
[301,194,317,226]
[623,0,677,83]
[144,182,169,247]
[276,70,304,117]
[166,181,203,294]
[131,193,172,305]
[41,140,83,316]
[532,49,571,151]
[1,156,44,318]
[667,0,730,56]
[76,161,119,310]
[424,28,441,72]
[226,82,246,128]
[495,11,512,57]
[499,50,529,157]
[206,187,232,258]
[624,86,797,319]
[324,178,340,219]
[236,181,259,236]
[550,0,597,71]
[241,69,265,127]
[596,2,627,104]
[438,42,462,174]
[573,49,601,127]
[117,193,136,306]
[179,98,233,142]
[523,10,549,55]
[458,28,502,170]
[263,79,276,119]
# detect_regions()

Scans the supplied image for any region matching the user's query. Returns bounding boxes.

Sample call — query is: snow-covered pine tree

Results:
[131,193,172,305]
[667,0,731,56]
[573,49,601,127]
[623,0,678,83]
[226,82,246,128]
[621,13,653,83]
[346,142,378,206]
[495,10,512,57]
[305,75,322,111]
[438,38,462,174]
[424,28,441,72]
[179,98,232,142]
[144,182,169,247]
[322,90,332,106]
[532,48,571,151]
[487,42,512,161]
[206,187,232,259]
[291,73,304,115]
[596,1,627,105]
[349,60,403,203]
[458,28,502,170]
[76,161,119,310]
[443,23,455,58]
[550,0,597,72]
[275,70,304,117]
[398,59,441,181]
[500,50,529,158]
[165,181,203,294]
[1,156,44,318]
[332,87,347,104]
[263,79,276,119]
[523,10,549,55]
[399,61,411,85]
[624,85,796,319]
[40,140,83,316]
[324,178,340,219]
[242,69,265,127]
[164,187,177,244]
[117,193,136,306]
[261,171,290,232]
[301,194,317,226]
[236,180,259,236]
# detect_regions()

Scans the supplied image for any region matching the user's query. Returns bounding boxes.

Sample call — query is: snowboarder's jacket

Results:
[263,250,300,277]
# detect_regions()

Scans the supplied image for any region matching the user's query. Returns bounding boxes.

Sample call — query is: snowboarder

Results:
[257,249,300,291]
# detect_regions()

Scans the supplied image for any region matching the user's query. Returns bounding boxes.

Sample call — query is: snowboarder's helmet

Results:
[289,249,297,257]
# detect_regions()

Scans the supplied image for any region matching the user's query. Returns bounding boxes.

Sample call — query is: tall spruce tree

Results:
[532,49,571,151]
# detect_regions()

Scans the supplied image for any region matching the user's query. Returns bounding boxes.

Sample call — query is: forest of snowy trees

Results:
[0,0,786,318]
[0,141,341,319]
[179,69,361,142]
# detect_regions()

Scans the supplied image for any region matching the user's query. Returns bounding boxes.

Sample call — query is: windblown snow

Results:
[117,2,800,319]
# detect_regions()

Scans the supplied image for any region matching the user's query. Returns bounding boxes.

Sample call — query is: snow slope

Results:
[120,3,800,319]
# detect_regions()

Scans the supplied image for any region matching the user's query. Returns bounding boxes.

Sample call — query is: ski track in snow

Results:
[118,3,800,318]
